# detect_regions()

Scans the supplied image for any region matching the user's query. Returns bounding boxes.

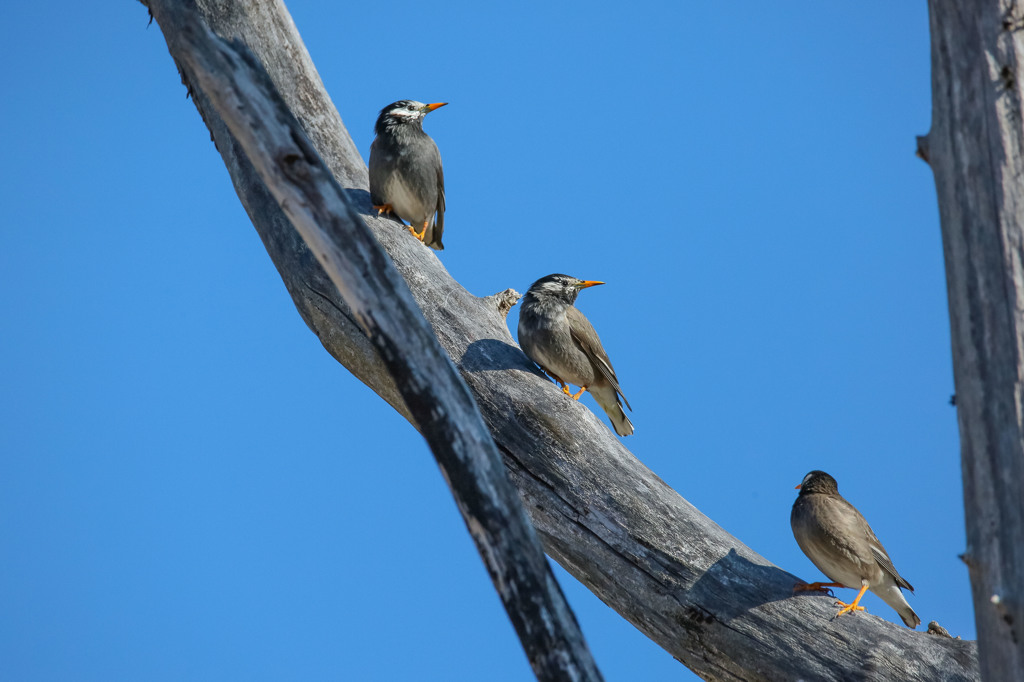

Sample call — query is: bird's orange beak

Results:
[425,102,448,112]
[579,280,605,289]
[794,484,802,490]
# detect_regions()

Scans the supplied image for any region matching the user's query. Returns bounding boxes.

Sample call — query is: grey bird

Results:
[517,274,633,436]
[790,470,920,628]
[369,100,447,250]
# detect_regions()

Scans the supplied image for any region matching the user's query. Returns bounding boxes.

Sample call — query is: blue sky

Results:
[1,2,972,680]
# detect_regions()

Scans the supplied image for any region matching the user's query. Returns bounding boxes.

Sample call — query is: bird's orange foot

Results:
[408,222,428,241]
[832,584,869,620]
[834,600,866,618]
[373,203,394,217]
[561,385,573,396]
[571,386,587,400]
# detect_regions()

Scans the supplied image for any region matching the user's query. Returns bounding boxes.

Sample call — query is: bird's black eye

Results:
[406,104,416,111]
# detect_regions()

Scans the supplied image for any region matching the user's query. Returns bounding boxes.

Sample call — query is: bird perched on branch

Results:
[790,470,920,628]
[369,100,447,250]
[518,274,633,437]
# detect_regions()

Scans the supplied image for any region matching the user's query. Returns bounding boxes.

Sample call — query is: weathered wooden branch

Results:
[141,3,603,681]
[923,1,1024,679]
[141,0,981,679]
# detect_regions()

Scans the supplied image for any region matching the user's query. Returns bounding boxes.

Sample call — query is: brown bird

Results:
[517,274,633,436]
[790,470,920,628]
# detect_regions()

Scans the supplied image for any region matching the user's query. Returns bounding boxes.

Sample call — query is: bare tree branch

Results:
[141,0,981,679]
[921,1,1024,678]
[141,2,603,680]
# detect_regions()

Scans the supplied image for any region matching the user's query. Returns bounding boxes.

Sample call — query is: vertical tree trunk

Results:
[921,1,1024,679]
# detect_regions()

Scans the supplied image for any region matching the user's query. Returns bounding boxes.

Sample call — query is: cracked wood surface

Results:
[141,0,981,679]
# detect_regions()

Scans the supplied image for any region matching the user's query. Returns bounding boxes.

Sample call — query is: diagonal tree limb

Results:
[919,1,1024,678]
[140,0,981,679]
[142,2,603,681]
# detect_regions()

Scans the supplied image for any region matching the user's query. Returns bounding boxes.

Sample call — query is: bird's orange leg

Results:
[541,371,568,392]
[571,386,587,400]
[373,203,394,217]
[793,581,845,595]
[408,221,428,241]
[834,584,869,619]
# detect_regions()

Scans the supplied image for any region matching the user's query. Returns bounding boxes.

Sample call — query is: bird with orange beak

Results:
[791,470,920,628]
[518,274,634,436]
[369,100,448,249]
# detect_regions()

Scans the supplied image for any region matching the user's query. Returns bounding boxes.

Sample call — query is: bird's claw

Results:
[541,371,567,391]
[373,203,394,217]
[544,372,586,401]
[557,384,586,400]
[829,584,868,620]
[833,599,866,618]
[793,582,836,598]
[408,222,428,241]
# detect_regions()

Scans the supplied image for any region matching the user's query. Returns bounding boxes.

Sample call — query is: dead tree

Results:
[142,0,983,679]
[143,3,602,681]
[919,1,1024,680]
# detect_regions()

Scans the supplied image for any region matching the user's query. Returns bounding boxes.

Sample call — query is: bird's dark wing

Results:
[566,307,631,410]
[868,532,914,591]
[368,137,387,206]
[435,155,445,232]
[820,495,914,590]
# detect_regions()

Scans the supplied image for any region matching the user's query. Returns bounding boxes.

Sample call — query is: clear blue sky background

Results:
[2,2,973,680]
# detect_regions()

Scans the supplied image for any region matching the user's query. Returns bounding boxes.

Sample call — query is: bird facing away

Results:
[517,274,633,436]
[790,470,920,628]
[369,100,447,250]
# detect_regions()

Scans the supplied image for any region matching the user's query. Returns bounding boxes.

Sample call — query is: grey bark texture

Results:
[141,3,603,681]
[920,1,1024,679]
[141,0,982,679]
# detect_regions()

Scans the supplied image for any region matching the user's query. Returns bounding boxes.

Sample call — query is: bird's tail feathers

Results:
[591,385,634,436]
[873,583,920,628]
[424,221,444,250]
